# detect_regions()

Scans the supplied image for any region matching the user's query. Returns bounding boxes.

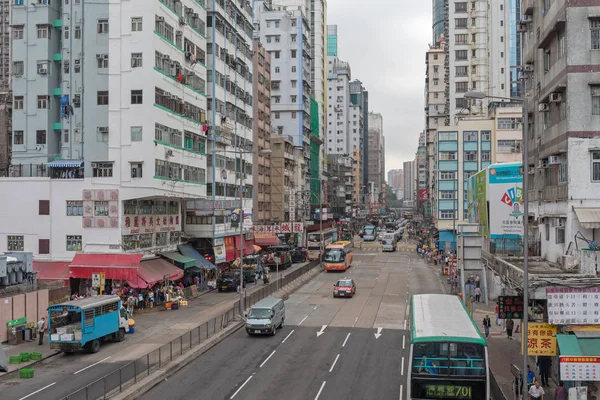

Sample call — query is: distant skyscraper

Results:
[432,0,445,44]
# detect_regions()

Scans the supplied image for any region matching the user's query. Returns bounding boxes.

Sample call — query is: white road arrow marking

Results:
[374,327,383,339]
[317,325,327,337]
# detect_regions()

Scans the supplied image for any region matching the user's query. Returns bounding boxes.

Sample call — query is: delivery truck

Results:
[47,295,130,353]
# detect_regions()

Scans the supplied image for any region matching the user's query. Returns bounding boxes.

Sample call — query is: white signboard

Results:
[547,287,600,325]
[92,273,101,287]
[560,356,600,381]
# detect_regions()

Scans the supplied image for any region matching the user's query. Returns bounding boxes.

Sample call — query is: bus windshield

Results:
[412,342,486,376]
[364,227,375,235]
[323,249,344,262]
[307,233,320,243]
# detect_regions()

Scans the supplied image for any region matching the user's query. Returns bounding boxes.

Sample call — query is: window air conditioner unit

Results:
[522,15,532,22]
[524,64,534,72]
[156,16,165,22]
[549,93,562,103]
[39,67,47,74]
[517,22,527,32]
[548,155,562,165]
[538,159,547,168]
[538,103,549,112]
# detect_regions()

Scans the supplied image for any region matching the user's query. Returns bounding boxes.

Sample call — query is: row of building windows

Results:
[122,231,181,251]
[155,159,206,183]
[439,151,491,161]
[438,131,491,141]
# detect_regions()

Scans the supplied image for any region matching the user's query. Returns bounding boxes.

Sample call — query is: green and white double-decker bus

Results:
[408,294,490,400]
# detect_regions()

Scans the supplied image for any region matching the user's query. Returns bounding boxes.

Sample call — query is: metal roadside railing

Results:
[60,259,320,400]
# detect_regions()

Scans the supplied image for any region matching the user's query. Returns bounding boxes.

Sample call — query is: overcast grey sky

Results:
[327,0,431,173]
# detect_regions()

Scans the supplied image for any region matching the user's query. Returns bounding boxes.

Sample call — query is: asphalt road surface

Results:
[144,241,446,400]
[0,262,311,400]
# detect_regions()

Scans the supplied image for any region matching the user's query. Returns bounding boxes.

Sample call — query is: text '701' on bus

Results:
[408,294,490,400]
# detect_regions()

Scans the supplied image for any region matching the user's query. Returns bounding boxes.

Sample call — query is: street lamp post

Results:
[216,147,271,315]
[464,89,529,396]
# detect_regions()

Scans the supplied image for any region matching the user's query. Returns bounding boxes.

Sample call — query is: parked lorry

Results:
[47,295,130,353]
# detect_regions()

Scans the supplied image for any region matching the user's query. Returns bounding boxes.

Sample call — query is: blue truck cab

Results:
[47,295,130,353]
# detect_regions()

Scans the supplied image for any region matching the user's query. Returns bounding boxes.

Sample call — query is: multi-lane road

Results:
[145,241,446,400]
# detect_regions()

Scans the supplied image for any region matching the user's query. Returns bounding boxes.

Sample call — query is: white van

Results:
[381,232,397,252]
[245,297,285,336]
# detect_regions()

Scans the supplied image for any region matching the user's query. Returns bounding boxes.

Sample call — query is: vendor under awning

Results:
[69,253,142,281]
[127,258,184,289]
[178,243,217,270]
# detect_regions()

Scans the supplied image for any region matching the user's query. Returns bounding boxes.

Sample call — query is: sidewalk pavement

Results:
[1,260,314,377]
[436,274,556,400]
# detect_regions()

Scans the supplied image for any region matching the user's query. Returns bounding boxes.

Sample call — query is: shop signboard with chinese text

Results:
[560,356,600,381]
[547,287,600,325]
[251,223,304,234]
[498,296,524,319]
[521,323,557,356]
[122,214,180,235]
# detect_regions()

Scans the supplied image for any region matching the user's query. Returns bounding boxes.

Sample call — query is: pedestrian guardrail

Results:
[60,259,320,400]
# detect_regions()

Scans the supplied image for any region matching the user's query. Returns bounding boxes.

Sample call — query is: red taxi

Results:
[333,279,356,298]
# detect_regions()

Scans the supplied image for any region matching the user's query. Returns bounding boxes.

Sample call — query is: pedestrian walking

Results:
[537,356,551,387]
[127,294,136,316]
[527,365,536,386]
[37,316,46,345]
[506,318,514,339]
[474,286,481,303]
[528,380,545,400]
[482,315,491,339]
[554,382,567,400]
[495,303,501,326]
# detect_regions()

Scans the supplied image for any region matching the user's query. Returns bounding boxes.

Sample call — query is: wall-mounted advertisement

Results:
[487,163,523,238]
[467,169,488,236]
[213,238,226,263]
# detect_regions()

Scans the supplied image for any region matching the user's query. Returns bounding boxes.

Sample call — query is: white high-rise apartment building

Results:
[326,25,350,156]
[1,0,210,259]
[449,0,511,122]
[255,7,312,194]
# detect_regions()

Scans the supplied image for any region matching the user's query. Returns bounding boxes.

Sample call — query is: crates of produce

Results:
[20,352,31,362]
[9,356,21,364]
[30,352,42,361]
[19,368,34,379]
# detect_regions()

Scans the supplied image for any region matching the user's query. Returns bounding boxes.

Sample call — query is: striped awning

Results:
[47,159,84,168]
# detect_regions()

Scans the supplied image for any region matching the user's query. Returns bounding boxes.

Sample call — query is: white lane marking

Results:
[259,350,276,368]
[18,383,56,400]
[73,356,111,375]
[329,354,340,372]
[230,375,254,399]
[374,327,383,339]
[299,315,309,325]
[314,381,327,400]
[402,335,406,350]
[342,332,351,347]
[401,356,405,376]
[399,384,404,400]
[316,325,327,337]
[313,305,318,310]
[403,320,407,330]
[281,329,295,344]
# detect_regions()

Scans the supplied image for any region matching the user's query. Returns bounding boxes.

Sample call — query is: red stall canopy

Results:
[234,236,254,257]
[69,253,142,281]
[33,261,70,286]
[127,258,184,289]
[254,234,281,247]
